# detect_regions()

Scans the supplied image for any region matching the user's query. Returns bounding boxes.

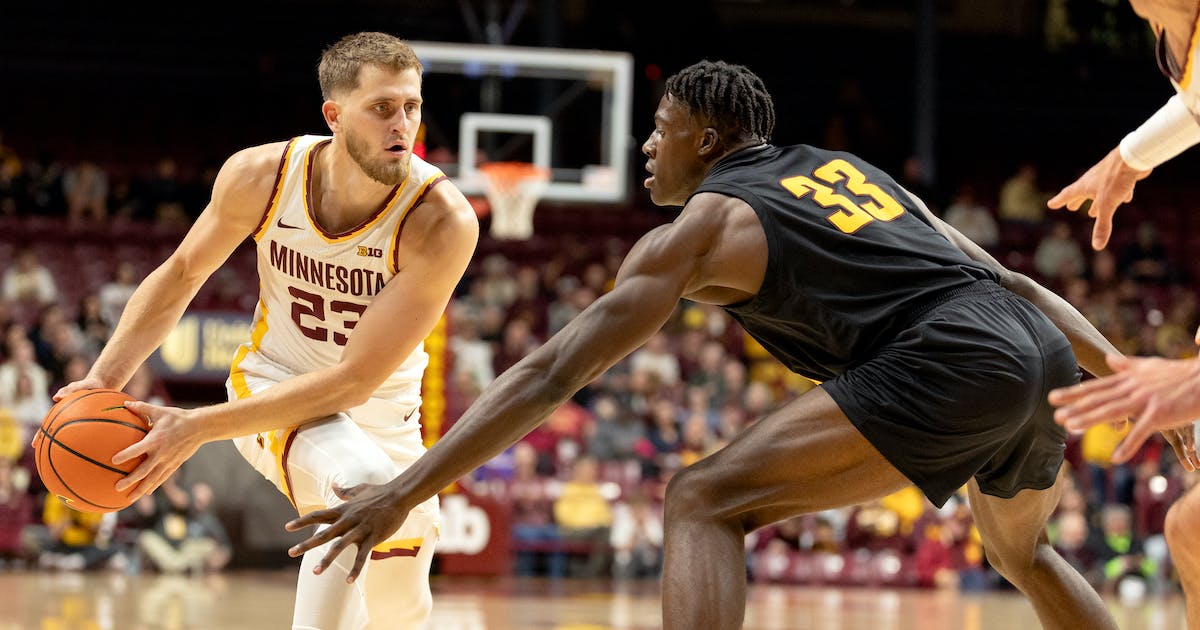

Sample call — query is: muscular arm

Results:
[284,199,727,576]
[75,145,284,392]
[907,191,1118,378]
[388,213,711,504]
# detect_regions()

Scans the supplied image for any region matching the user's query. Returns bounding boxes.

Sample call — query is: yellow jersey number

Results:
[780,159,905,234]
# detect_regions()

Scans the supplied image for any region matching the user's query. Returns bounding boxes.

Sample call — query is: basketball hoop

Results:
[479,162,549,240]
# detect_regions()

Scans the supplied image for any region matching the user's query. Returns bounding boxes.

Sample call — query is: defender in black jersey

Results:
[286,61,1173,629]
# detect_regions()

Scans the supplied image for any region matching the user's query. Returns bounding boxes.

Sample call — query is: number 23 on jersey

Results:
[780,159,905,234]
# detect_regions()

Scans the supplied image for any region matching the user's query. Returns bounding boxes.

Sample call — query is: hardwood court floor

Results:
[0,569,1185,629]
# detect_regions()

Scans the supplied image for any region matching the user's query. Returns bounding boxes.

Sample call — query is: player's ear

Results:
[698,127,720,158]
[322,101,341,133]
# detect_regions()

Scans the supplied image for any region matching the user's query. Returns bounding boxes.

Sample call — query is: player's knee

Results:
[663,466,720,523]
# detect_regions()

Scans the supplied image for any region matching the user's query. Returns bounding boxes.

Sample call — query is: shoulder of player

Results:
[398,178,479,250]
[210,141,293,211]
[676,192,757,240]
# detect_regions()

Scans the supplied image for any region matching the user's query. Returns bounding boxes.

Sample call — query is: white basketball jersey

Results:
[230,135,447,407]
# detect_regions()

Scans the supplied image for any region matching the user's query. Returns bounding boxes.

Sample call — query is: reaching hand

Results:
[1049,353,1200,465]
[1046,147,1151,250]
[284,483,412,583]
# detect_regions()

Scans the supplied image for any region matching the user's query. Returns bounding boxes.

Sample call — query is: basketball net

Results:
[479,162,549,240]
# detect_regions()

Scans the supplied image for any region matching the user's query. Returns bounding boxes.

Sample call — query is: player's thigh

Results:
[287,415,400,513]
[667,386,910,531]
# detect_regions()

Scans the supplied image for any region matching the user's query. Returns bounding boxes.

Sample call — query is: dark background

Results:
[2,0,1196,208]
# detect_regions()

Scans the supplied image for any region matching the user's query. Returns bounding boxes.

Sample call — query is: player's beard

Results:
[345,127,409,186]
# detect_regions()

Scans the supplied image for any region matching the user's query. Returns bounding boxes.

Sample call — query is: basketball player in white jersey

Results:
[54,32,479,629]
[1047,2,1200,626]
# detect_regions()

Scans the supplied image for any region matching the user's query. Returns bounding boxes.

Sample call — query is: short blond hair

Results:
[318,32,423,100]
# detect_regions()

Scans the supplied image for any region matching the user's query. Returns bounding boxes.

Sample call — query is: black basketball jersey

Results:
[694,144,1001,382]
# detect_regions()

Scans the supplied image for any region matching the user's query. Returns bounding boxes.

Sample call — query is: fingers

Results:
[1165,430,1194,472]
[332,484,364,500]
[1049,377,1113,406]
[286,508,342,533]
[347,539,372,583]
[115,458,152,492]
[1091,212,1113,250]
[1046,188,1070,210]
[313,534,356,576]
[287,516,348,557]
[113,439,149,466]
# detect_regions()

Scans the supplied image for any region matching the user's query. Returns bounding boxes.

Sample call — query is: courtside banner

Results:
[151,312,252,383]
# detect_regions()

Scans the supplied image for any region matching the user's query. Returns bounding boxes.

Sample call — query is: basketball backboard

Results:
[410,41,634,204]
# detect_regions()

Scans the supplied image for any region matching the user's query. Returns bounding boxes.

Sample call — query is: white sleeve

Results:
[1118,94,1200,170]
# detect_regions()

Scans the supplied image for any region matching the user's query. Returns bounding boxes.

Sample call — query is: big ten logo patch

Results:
[437,494,491,554]
[357,246,383,258]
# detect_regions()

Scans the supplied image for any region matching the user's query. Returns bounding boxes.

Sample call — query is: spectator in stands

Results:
[845,499,907,554]
[509,442,565,577]
[24,152,64,215]
[37,494,120,570]
[1033,220,1086,283]
[142,157,189,225]
[98,261,139,328]
[1081,418,1134,508]
[687,340,727,398]
[1052,509,1101,586]
[586,394,645,463]
[2,247,58,307]
[0,456,33,567]
[62,160,109,223]
[678,416,712,469]
[124,363,170,407]
[449,313,495,391]
[553,456,613,578]
[0,338,49,409]
[1119,221,1172,285]
[716,358,747,411]
[28,305,86,385]
[629,332,681,388]
[188,482,231,573]
[640,397,683,480]
[546,276,583,336]
[478,254,518,310]
[75,293,110,355]
[1094,504,1156,596]
[506,265,549,338]
[942,183,999,249]
[492,318,540,377]
[6,372,49,447]
[610,492,664,579]
[136,473,216,575]
[581,261,613,296]
[0,156,25,217]
[998,162,1048,226]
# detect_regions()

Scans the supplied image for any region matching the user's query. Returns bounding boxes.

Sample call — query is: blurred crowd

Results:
[0,134,1196,599]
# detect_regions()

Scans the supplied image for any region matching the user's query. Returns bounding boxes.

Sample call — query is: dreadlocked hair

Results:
[664,60,775,144]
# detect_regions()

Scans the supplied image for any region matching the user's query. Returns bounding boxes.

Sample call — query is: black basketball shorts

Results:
[822,280,1077,508]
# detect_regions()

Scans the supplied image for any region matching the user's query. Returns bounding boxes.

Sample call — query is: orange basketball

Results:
[34,388,150,513]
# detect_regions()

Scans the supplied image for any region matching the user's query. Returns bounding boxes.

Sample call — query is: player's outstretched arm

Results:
[284,202,725,581]
[1050,355,1200,467]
